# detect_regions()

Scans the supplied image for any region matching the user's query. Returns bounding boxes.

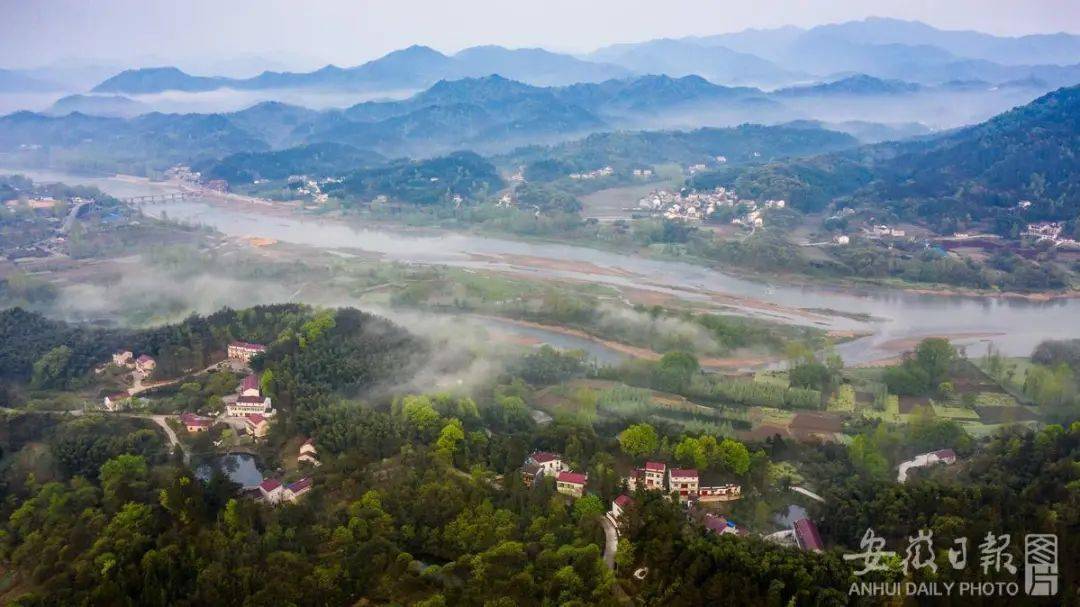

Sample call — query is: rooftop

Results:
[287,477,312,493]
[670,468,698,478]
[557,471,588,485]
[643,461,666,472]
[530,451,560,464]
[793,518,824,552]
[241,374,260,391]
[259,479,282,492]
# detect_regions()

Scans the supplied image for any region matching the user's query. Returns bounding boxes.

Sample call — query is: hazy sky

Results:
[2,0,1078,72]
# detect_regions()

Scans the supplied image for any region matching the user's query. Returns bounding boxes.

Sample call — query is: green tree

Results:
[30,345,73,389]
[618,423,658,459]
[99,454,149,512]
[714,438,751,475]
[572,494,605,521]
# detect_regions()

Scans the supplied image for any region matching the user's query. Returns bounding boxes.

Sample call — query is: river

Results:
[11,167,1080,365]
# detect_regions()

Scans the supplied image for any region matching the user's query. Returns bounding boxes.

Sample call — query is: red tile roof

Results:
[259,479,281,492]
[793,518,823,551]
[557,471,587,485]
[180,412,212,427]
[931,448,957,460]
[237,395,268,404]
[136,354,154,363]
[246,413,267,425]
[230,341,266,351]
[643,461,666,472]
[287,477,312,493]
[614,494,633,508]
[669,468,698,478]
[241,374,260,391]
[530,451,560,464]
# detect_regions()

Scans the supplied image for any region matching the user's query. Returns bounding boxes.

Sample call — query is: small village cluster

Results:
[637,186,785,225]
[287,174,341,204]
[97,338,318,507]
[1023,221,1080,248]
[165,164,228,193]
[568,166,614,180]
[522,451,747,537]
[255,440,319,506]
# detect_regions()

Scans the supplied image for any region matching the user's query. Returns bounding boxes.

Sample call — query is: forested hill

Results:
[0,306,426,406]
[703,85,1080,228]
[865,84,1080,213]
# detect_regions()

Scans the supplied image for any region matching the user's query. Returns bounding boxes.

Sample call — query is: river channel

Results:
[12,167,1080,366]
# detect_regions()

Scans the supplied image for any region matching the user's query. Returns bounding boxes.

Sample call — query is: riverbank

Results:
[75,171,1080,302]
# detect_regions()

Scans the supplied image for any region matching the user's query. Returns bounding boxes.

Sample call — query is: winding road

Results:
[601,515,618,570]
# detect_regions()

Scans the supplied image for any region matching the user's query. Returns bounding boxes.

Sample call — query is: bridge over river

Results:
[120,192,193,204]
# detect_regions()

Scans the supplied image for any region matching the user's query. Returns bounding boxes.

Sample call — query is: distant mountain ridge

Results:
[93,45,631,94]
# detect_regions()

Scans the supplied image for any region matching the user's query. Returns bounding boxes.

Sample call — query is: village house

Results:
[245,413,270,439]
[668,468,699,501]
[227,341,267,363]
[227,373,273,417]
[135,354,156,375]
[556,471,588,498]
[103,393,130,412]
[793,518,824,552]
[298,438,321,466]
[228,394,274,416]
[632,461,667,491]
[240,374,261,397]
[522,451,567,486]
[283,477,312,503]
[112,350,134,366]
[697,483,742,503]
[897,448,957,482]
[259,478,284,504]
[701,512,742,536]
[609,494,633,522]
[180,412,214,433]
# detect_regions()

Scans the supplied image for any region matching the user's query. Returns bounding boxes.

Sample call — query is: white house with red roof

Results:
[609,494,633,522]
[697,484,742,503]
[259,478,284,504]
[227,373,273,417]
[245,414,270,439]
[522,451,568,486]
[180,412,214,433]
[228,341,267,363]
[240,374,261,397]
[897,448,958,482]
[668,468,699,501]
[556,471,588,498]
[631,461,666,491]
[228,395,273,417]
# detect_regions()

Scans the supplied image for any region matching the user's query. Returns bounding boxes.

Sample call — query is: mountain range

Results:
[84,18,1080,97]
[92,45,630,95]
[0,70,1067,171]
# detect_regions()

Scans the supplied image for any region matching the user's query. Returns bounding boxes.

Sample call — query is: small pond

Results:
[196,453,264,489]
